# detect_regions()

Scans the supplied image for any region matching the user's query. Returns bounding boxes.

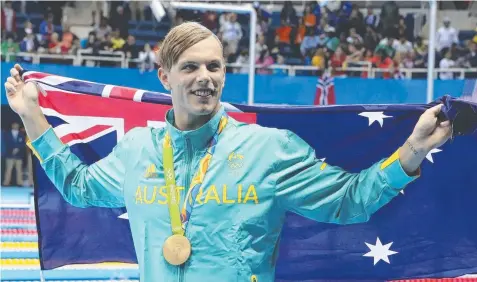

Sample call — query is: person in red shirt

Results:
[371,49,394,79]
[1,1,16,39]
[330,46,347,75]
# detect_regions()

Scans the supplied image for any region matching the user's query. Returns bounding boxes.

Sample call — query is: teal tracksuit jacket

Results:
[29,105,418,282]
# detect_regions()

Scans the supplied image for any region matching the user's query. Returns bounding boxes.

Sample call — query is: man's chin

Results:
[190,103,218,116]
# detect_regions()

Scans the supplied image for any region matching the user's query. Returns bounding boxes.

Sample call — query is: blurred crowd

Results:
[1,0,477,79]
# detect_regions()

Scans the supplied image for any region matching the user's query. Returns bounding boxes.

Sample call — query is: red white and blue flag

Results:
[21,70,477,281]
[314,73,336,105]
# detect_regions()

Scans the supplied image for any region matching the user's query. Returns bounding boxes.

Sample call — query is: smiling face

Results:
[157,23,226,128]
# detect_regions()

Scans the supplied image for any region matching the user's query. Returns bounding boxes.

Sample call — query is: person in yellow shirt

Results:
[110,29,125,51]
[312,47,326,69]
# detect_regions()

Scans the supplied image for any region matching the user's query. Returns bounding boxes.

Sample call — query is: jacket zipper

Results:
[178,137,193,282]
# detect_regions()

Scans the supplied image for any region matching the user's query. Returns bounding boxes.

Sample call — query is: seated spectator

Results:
[219,13,242,58]
[95,17,112,41]
[256,49,274,75]
[138,43,156,73]
[323,26,339,52]
[273,54,288,75]
[69,38,81,55]
[401,50,415,69]
[375,36,396,59]
[276,20,292,45]
[464,41,477,68]
[122,35,139,68]
[60,24,78,53]
[363,48,374,61]
[255,34,268,59]
[84,32,101,54]
[99,33,113,52]
[280,1,298,26]
[110,29,125,51]
[234,49,249,74]
[368,49,394,79]
[300,27,320,57]
[202,11,218,34]
[294,18,307,45]
[1,1,17,40]
[303,5,316,28]
[22,20,33,39]
[364,7,378,29]
[397,16,407,38]
[48,32,68,54]
[19,32,39,60]
[345,43,365,64]
[393,34,412,55]
[413,36,427,57]
[1,35,19,61]
[39,12,55,43]
[347,27,363,45]
[348,7,365,36]
[316,18,327,35]
[311,47,326,69]
[256,4,271,37]
[122,35,139,57]
[363,25,379,51]
[439,47,456,80]
[330,46,347,75]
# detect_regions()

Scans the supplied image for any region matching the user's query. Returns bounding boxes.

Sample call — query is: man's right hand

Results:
[4,64,51,141]
[4,64,43,118]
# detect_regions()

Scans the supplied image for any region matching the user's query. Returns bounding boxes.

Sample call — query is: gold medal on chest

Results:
[163,234,191,265]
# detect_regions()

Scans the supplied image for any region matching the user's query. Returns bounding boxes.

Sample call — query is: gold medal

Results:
[163,234,191,265]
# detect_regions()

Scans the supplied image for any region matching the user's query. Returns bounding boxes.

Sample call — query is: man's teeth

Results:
[193,90,212,97]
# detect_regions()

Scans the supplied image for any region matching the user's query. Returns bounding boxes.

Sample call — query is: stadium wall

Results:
[1,63,472,106]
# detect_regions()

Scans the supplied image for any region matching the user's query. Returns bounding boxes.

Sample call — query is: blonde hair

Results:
[157,22,223,71]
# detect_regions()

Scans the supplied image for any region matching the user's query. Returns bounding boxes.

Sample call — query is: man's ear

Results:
[222,64,226,88]
[158,67,171,91]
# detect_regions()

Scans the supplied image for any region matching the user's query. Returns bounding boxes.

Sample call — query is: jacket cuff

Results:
[380,149,420,190]
[27,126,64,163]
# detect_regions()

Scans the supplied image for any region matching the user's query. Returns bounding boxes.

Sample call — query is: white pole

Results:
[169,2,257,105]
[248,6,257,105]
[427,0,437,103]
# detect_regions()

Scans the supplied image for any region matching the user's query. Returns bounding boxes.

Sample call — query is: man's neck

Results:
[173,106,220,131]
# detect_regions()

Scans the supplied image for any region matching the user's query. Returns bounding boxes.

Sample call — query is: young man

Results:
[5,22,451,281]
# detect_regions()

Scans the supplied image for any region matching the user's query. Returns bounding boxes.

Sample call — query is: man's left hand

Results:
[398,104,452,175]
[409,104,452,152]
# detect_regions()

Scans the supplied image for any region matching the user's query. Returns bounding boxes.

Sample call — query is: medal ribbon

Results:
[163,114,228,235]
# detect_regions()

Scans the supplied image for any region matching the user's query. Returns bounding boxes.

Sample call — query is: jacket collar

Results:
[165,105,225,150]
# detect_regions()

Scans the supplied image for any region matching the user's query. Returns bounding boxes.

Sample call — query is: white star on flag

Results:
[358,112,393,127]
[118,213,129,220]
[426,148,442,163]
[363,237,398,265]
[319,157,326,162]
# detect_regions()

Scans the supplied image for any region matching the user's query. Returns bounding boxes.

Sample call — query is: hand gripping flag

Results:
[22,70,477,281]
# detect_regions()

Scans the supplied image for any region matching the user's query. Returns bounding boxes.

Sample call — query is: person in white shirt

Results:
[393,34,413,55]
[219,13,243,58]
[255,34,268,59]
[439,47,455,80]
[436,17,459,52]
[138,43,156,73]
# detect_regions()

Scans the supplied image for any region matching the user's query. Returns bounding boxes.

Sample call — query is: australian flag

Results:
[23,70,477,281]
